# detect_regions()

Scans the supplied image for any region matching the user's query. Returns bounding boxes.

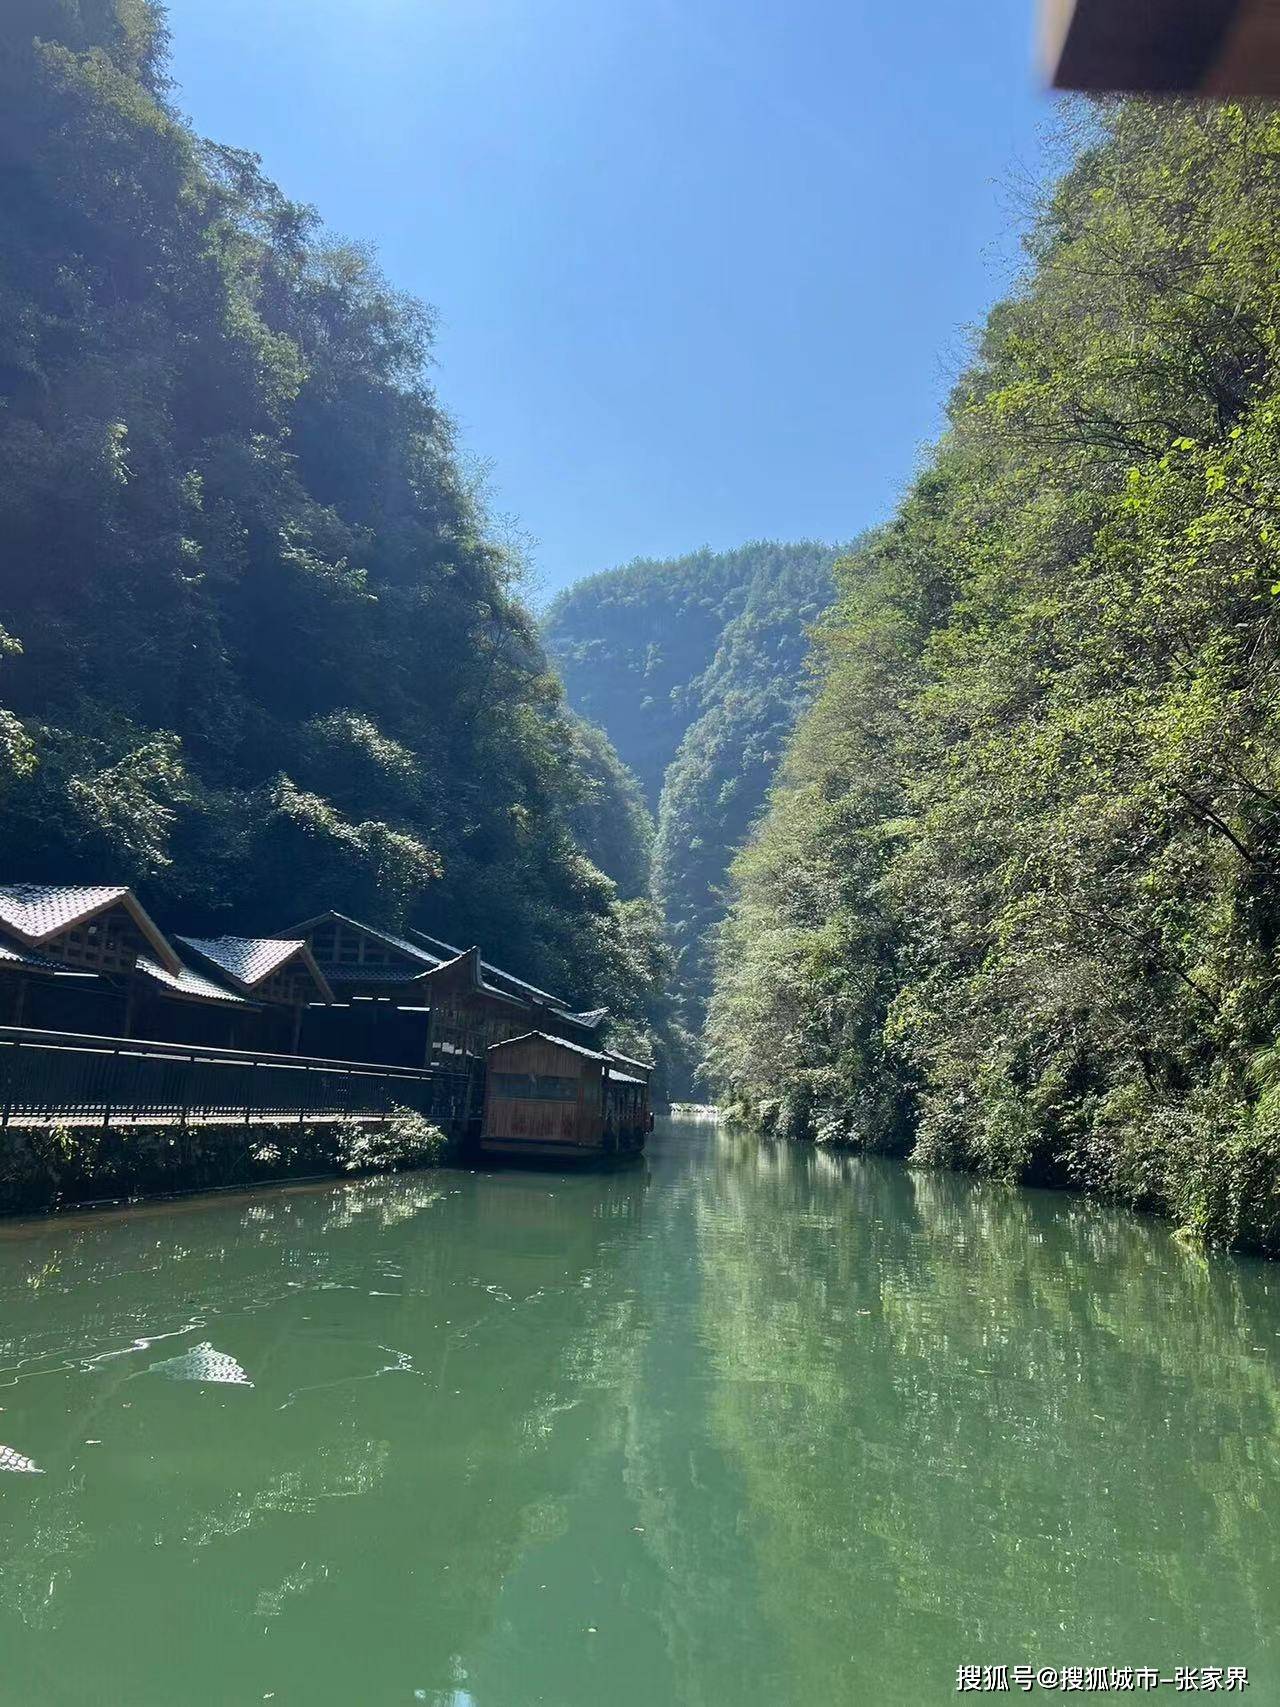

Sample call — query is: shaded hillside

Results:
[545,542,841,1039]
[0,0,674,1067]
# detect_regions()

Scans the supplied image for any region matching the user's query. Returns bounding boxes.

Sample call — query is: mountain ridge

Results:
[545,539,846,1055]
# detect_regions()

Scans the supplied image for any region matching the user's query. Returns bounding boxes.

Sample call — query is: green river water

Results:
[0,1117,1278,1705]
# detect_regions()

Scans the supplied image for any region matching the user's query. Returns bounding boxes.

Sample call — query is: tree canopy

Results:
[0,0,674,1069]
[706,101,1280,1253]
[546,540,841,1051]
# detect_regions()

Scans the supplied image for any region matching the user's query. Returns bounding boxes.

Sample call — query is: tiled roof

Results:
[608,1070,646,1086]
[551,1006,608,1030]
[0,883,182,973]
[407,928,464,959]
[322,962,434,987]
[284,911,588,1016]
[478,980,533,1007]
[176,935,304,989]
[407,929,567,1008]
[0,885,130,942]
[135,954,247,1007]
[349,921,444,967]
[280,912,445,971]
[488,1030,608,1061]
[0,940,82,974]
[608,1050,654,1074]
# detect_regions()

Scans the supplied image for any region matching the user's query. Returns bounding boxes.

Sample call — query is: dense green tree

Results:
[707,101,1280,1252]
[0,0,669,1065]
[546,541,841,1054]
[545,544,787,809]
[562,716,654,902]
[651,545,841,1032]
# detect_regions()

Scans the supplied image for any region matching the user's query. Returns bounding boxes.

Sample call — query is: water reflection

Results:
[0,1164,650,1704]
[143,1343,254,1385]
[0,1445,42,1474]
[694,1132,1280,1704]
[0,1126,1275,1705]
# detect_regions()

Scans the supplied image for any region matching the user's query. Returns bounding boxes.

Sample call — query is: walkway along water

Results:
[0,1118,1276,1704]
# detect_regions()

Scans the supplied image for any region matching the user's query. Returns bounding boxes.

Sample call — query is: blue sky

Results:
[163,0,1058,598]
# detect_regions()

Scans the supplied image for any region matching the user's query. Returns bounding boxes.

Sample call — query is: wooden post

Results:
[103,1044,117,1130]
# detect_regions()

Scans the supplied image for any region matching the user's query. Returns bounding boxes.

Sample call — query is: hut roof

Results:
[135,954,249,1007]
[0,883,181,973]
[607,1049,654,1075]
[551,1005,608,1031]
[322,962,434,987]
[176,935,334,1002]
[487,1030,608,1062]
[0,940,93,976]
[279,911,445,971]
[607,1070,646,1086]
[407,929,568,1008]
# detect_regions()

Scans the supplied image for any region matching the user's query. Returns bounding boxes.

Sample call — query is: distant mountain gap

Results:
[545,540,850,1046]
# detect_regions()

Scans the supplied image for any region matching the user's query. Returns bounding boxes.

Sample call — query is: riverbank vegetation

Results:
[706,101,1280,1253]
[0,1108,448,1217]
[0,0,676,1071]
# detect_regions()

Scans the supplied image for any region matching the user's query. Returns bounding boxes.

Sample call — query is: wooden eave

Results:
[8,888,184,976]
[405,927,568,1008]
[178,937,335,1004]
[421,947,529,1009]
[0,938,98,978]
[1043,0,1280,96]
[608,1050,654,1077]
[290,942,335,1005]
[276,910,441,971]
[488,1030,608,1063]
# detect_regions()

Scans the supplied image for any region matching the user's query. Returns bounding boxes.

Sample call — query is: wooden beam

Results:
[1207,0,1280,95]
[1043,0,1267,95]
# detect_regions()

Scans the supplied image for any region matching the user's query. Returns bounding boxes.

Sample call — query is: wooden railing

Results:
[0,1026,480,1129]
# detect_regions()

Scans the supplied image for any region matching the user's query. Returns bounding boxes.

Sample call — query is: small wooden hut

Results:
[481,1031,651,1162]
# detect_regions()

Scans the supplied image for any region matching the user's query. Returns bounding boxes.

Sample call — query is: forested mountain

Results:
[0,0,675,1069]
[706,102,1280,1253]
[545,542,840,1039]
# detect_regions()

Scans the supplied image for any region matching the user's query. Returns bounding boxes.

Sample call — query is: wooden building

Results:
[283,911,612,1070]
[0,884,180,1034]
[0,887,651,1159]
[417,946,541,1069]
[406,927,611,1053]
[279,912,531,1068]
[175,935,333,1053]
[480,1032,652,1162]
[279,911,437,1065]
